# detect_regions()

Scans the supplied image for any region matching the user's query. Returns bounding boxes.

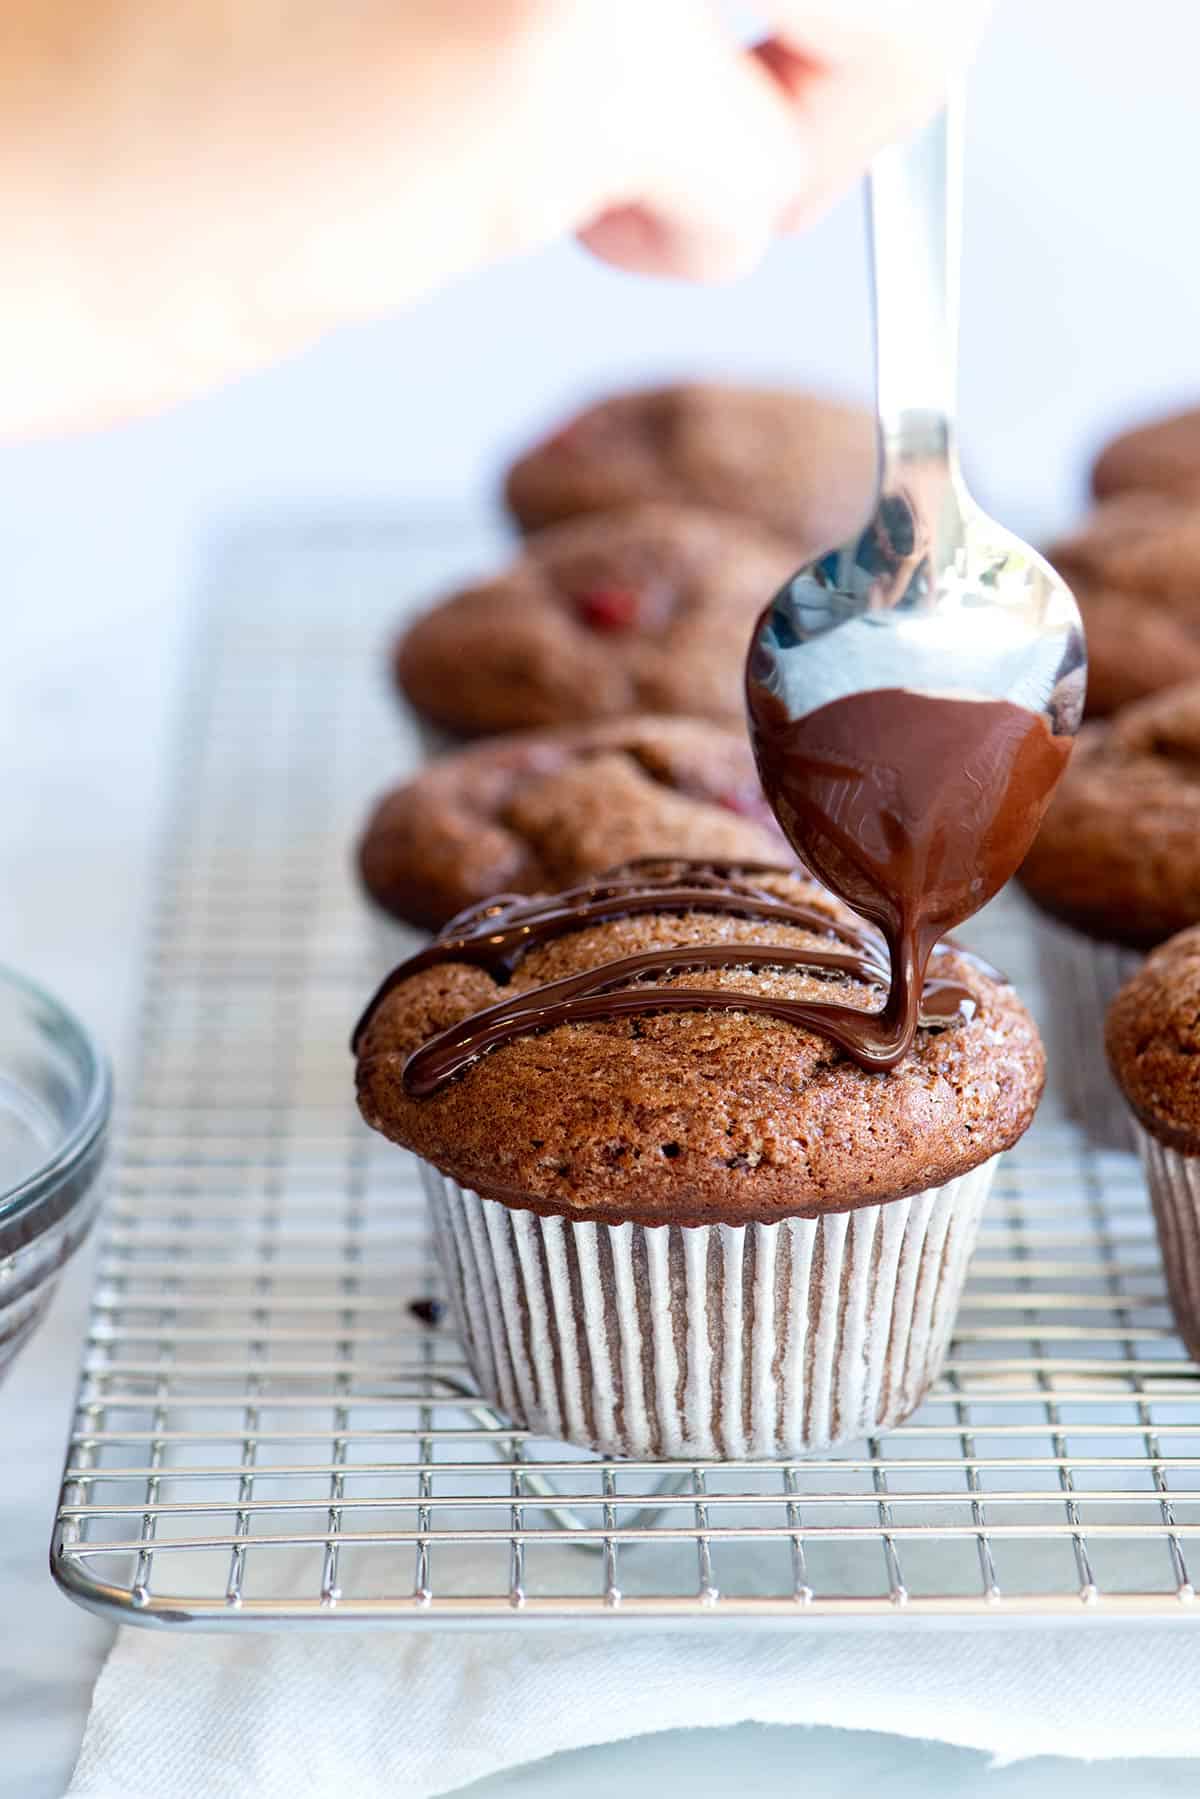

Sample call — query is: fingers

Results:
[753,3,989,235]
[580,0,991,280]
[578,8,808,282]
[753,34,941,237]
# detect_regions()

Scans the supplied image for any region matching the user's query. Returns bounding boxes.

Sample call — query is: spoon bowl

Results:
[744,101,1085,1067]
[747,442,1085,745]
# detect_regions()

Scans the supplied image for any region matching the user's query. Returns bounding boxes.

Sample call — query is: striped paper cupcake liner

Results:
[420,1157,999,1460]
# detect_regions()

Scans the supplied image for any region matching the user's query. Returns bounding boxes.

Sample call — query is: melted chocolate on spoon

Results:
[353,857,983,1094]
[745,684,1071,1068]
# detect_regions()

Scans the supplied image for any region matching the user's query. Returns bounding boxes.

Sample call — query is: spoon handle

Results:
[868,95,963,466]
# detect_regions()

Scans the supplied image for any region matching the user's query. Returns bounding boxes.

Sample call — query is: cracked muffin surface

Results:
[394,502,797,736]
[358,714,784,930]
[355,869,1044,1226]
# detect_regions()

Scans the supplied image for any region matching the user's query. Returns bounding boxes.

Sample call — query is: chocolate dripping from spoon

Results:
[745,677,1071,1070]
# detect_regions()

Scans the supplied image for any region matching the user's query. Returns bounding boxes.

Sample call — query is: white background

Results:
[3,0,1200,1792]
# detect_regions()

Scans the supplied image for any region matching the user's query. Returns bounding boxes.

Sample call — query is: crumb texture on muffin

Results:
[1047,494,1200,716]
[358,714,783,930]
[355,870,1044,1226]
[1018,681,1200,948]
[394,503,796,736]
[504,382,876,552]
[1093,405,1200,503]
[1107,926,1200,1152]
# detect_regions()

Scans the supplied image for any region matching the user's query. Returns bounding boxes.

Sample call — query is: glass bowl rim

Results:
[0,962,112,1230]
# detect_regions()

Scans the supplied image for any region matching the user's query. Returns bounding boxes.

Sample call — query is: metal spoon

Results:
[746,97,1085,777]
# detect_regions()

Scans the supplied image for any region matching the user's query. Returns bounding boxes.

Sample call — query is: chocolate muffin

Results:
[1018,680,1200,1142]
[1019,682,1200,951]
[394,503,796,737]
[1107,929,1200,1359]
[505,383,876,553]
[1046,494,1200,716]
[354,859,1044,1457]
[358,715,783,932]
[1093,405,1200,504]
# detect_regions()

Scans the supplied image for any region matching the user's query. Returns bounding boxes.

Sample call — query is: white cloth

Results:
[67,1608,1200,1796]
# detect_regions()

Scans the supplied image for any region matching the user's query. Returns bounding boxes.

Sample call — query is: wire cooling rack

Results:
[51,515,1200,1629]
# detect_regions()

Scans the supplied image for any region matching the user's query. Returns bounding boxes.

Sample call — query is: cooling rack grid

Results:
[51,517,1200,1627]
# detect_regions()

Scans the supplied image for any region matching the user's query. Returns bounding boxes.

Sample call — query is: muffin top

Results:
[394,503,796,736]
[1093,405,1200,504]
[1018,681,1200,948]
[1107,926,1200,1152]
[354,861,1044,1226]
[358,715,784,931]
[1047,494,1200,716]
[504,383,875,554]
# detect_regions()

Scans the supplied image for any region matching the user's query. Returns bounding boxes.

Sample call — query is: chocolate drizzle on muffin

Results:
[354,859,1041,1225]
[353,858,978,1089]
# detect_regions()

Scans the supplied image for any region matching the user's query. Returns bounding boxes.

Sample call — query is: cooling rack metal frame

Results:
[51,516,1200,1630]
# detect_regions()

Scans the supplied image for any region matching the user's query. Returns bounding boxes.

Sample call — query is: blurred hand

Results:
[0,0,989,435]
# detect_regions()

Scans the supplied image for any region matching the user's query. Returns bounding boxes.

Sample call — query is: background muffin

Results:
[1019,680,1200,1139]
[1093,404,1200,504]
[394,502,795,737]
[355,863,1044,1458]
[1046,493,1200,716]
[358,714,784,932]
[1107,928,1200,1360]
[1020,682,1200,949]
[505,382,875,554]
